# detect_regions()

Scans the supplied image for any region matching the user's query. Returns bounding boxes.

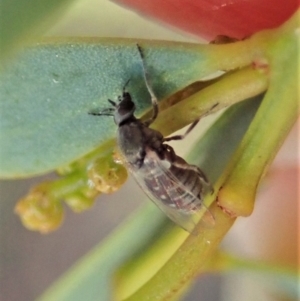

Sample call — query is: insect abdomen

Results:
[170,165,203,205]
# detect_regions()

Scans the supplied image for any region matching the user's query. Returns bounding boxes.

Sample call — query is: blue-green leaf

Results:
[0,38,220,178]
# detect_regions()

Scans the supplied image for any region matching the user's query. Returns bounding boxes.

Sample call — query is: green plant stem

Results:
[151,65,268,136]
[218,10,300,216]
[57,139,115,175]
[114,225,189,300]
[48,171,88,199]
[123,203,235,301]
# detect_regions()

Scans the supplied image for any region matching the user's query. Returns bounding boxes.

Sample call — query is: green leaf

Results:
[0,38,235,178]
[0,0,75,59]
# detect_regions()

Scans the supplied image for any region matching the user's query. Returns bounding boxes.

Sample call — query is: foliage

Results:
[0,1,298,300]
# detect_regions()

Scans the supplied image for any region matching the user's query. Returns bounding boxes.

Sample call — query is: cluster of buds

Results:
[15,143,128,233]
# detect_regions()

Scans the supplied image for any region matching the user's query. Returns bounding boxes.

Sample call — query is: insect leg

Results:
[163,118,200,142]
[136,44,159,126]
[164,103,219,142]
[88,108,115,116]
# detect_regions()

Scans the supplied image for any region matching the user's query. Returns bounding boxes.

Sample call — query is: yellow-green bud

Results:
[88,155,128,194]
[14,183,64,234]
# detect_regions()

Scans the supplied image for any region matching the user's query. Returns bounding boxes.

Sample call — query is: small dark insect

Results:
[89,45,214,232]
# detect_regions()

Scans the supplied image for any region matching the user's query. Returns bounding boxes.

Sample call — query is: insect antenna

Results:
[116,79,131,103]
[136,44,159,126]
[88,107,115,116]
[122,78,131,94]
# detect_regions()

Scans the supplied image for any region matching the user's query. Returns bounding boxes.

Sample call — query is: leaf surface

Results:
[0,38,218,178]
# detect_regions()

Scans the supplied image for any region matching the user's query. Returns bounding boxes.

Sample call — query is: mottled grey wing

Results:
[131,150,212,233]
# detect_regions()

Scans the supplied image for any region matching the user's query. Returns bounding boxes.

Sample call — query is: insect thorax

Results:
[117,120,164,169]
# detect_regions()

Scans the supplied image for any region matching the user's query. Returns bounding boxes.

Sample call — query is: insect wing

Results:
[131,150,212,233]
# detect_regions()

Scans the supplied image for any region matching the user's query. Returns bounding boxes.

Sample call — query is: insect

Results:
[89,45,214,232]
